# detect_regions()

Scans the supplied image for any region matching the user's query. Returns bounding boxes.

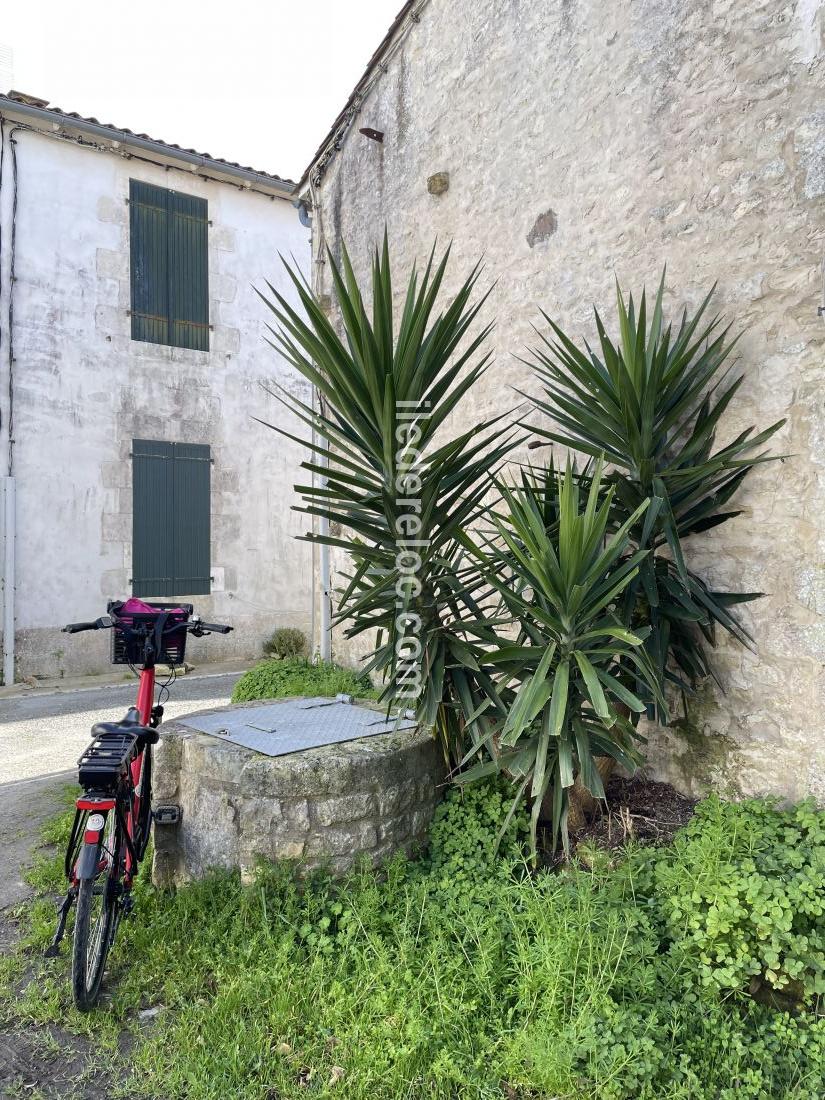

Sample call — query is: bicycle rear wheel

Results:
[71,810,120,1011]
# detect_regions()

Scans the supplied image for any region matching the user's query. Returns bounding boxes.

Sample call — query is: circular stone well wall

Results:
[152,699,446,887]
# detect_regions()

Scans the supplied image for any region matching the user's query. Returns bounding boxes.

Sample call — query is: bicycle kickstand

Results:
[44,888,77,958]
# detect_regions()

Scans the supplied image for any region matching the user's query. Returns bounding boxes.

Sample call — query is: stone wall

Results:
[303,0,825,801]
[152,701,445,885]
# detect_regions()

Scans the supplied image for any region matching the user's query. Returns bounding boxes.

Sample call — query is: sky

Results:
[0,0,402,182]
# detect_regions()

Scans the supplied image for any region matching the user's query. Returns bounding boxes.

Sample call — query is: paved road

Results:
[0,671,242,912]
[0,672,242,784]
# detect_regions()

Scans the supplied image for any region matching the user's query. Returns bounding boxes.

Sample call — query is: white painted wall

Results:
[0,120,313,679]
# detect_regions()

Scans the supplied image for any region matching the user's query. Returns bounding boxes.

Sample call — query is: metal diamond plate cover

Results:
[179,697,417,757]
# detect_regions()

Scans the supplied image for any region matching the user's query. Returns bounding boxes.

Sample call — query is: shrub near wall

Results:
[231,658,376,703]
[262,627,308,660]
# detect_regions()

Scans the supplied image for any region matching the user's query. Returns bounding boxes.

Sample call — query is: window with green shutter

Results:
[132,440,211,597]
[129,180,210,351]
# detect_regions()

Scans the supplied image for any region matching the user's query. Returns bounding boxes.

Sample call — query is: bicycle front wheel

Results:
[71,813,120,1011]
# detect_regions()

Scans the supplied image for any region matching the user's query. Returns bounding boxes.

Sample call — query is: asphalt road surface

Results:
[0,671,242,912]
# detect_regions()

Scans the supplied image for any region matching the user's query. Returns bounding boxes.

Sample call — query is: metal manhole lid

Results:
[178,697,417,757]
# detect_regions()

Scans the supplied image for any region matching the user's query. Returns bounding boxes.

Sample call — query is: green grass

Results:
[231,658,377,705]
[2,786,823,1099]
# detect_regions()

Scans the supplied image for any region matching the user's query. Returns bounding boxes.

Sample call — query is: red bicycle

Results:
[46,598,231,1011]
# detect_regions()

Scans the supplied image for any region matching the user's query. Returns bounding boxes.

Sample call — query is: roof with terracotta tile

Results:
[0,91,295,194]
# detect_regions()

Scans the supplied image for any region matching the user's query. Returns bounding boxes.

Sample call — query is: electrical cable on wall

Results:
[0,120,19,479]
[0,120,18,686]
[309,1,432,189]
[226,590,314,616]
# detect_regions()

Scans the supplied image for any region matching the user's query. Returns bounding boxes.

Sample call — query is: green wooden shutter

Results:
[132,439,175,596]
[168,191,210,351]
[132,440,211,597]
[129,181,209,350]
[130,181,170,346]
[171,443,211,594]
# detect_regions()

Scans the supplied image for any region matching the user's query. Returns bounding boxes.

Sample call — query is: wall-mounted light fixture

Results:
[294,198,312,228]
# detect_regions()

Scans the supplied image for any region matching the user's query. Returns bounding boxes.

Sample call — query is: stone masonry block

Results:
[315,793,379,826]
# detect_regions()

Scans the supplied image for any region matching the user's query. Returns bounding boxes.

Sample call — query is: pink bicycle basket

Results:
[108,600,192,666]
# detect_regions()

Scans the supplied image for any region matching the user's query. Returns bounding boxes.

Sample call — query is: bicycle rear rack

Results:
[78,732,140,792]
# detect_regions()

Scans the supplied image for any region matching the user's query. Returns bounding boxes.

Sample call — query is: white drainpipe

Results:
[306,178,332,665]
[319,454,331,663]
[1,475,15,686]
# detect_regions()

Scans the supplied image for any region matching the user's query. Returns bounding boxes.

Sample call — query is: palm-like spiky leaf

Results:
[526,274,784,717]
[257,237,519,761]
[459,458,664,854]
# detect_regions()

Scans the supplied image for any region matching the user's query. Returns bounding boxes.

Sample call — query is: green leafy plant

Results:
[256,238,516,761]
[460,458,664,852]
[424,777,530,904]
[258,246,782,848]
[8,792,825,1099]
[654,795,825,1006]
[527,275,784,717]
[231,658,375,703]
[262,626,308,660]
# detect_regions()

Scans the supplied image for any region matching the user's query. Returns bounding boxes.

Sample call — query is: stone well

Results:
[151,698,446,886]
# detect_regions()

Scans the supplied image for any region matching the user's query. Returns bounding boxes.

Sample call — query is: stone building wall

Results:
[303,0,825,801]
[0,114,312,679]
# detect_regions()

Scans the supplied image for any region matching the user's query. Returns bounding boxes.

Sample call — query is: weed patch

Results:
[2,784,823,1099]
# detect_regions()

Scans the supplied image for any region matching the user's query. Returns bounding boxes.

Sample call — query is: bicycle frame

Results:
[126,664,156,881]
[136,664,155,726]
[68,669,154,886]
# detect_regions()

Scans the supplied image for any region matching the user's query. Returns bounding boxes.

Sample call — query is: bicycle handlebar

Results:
[63,614,232,637]
[188,621,233,636]
[63,617,112,634]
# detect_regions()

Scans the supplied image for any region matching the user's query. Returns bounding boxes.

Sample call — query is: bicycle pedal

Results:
[153,805,182,825]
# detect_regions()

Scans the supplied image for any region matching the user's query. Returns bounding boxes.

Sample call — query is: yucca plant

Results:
[526,274,784,717]
[256,238,517,761]
[458,458,664,854]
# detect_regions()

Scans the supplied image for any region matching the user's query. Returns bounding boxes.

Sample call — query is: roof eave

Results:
[297,0,418,193]
[0,98,296,197]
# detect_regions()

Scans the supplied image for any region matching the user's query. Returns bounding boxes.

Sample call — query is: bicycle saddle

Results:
[91,707,159,746]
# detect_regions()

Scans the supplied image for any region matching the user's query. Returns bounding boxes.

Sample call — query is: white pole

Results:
[1,475,15,686]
